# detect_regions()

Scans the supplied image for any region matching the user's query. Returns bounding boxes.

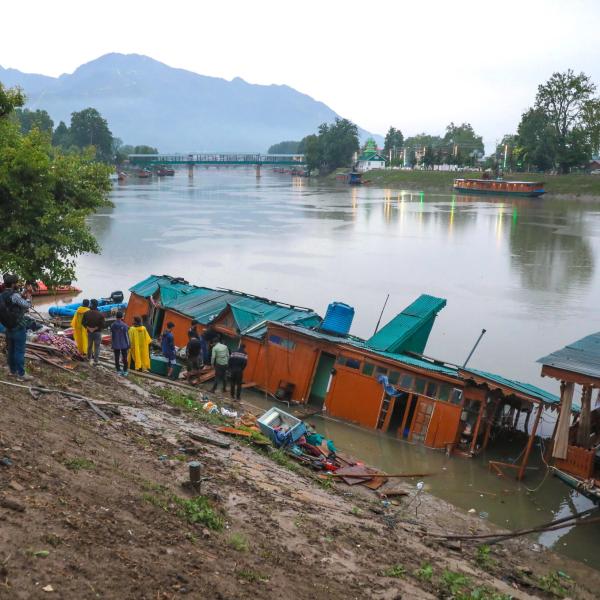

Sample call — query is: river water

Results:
[43,169,600,568]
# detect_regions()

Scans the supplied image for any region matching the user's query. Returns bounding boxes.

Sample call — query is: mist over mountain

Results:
[0,53,382,152]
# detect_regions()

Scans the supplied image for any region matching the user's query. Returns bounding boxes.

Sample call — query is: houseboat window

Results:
[375,366,388,376]
[268,335,295,350]
[399,374,413,389]
[362,362,375,376]
[450,388,463,405]
[438,384,451,402]
[269,334,282,345]
[337,356,361,369]
[415,378,426,394]
[388,370,400,385]
[425,381,437,398]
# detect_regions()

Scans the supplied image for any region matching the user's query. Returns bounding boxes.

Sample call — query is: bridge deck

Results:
[128,153,306,166]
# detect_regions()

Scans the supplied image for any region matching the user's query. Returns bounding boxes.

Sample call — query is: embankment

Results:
[1,349,599,599]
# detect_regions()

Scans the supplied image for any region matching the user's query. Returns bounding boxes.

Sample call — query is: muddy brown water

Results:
[38,169,600,568]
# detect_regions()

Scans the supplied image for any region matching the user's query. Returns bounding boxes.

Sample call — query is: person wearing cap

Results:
[1,274,32,380]
[228,343,248,400]
[161,321,177,379]
[81,298,105,366]
[128,315,152,371]
[70,299,90,356]
[110,311,130,375]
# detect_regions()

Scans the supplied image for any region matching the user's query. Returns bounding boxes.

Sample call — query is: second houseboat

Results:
[454,178,545,197]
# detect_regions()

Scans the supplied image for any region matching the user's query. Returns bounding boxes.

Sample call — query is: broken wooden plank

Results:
[216,426,252,438]
[188,431,231,449]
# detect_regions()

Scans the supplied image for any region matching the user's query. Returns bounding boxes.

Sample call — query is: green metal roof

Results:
[129,275,195,298]
[461,368,563,407]
[537,332,600,381]
[358,151,385,162]
[366,294,447,354]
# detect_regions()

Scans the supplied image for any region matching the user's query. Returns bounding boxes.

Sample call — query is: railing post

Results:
[188,163,194,179]
[255,163,261,178]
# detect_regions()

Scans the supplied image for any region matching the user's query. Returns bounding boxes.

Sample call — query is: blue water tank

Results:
[321,302,355,336]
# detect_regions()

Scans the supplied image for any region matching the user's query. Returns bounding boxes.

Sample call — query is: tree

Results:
[268,140,300,154]
[534,69,600,173]
[516,108,557,172]
[495,134,519,171]
[300,134,320,173]
[422,146,435,169]
[318,118,359,173]
[383,127,404,163]
[0,83,25,118]
[443,122,484,161]
[69,107,114,162]
[52,120,71,148]
[0,84,111,284]
[13,108,54,135]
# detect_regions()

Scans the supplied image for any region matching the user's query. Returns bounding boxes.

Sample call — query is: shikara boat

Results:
[453,178,545,197]
[31,281,81,297]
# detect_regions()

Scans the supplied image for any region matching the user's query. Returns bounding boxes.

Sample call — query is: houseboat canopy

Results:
[365,294,447,354]
[129,275,321,338]
[537,331,600,383]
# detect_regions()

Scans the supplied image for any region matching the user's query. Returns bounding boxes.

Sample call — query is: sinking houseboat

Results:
[538,332,600,501]
[125,275,560,476]
[453,178,545,197]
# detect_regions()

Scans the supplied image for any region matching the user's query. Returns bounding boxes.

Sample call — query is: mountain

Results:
[0,53,382,152]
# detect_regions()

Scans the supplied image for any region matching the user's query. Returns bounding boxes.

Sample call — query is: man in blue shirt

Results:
[110,311,130,375]
[1,274,32,381]
[161,322,177,379]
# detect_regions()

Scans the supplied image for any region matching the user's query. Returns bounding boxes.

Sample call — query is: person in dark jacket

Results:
[228,343,248,400]
[1,274,32,380]
[110,311,130,375]
[161,321,177,379]
[185,329,203,382]
[81,298,105,366]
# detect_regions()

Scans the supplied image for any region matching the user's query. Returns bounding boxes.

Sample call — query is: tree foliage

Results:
[0,83,25,118]
[300,118,359,174]
[383,127,404,163]
[69,107,114,162]
[443,122,484,156]
[0,84,111,284]
[12,108,54,135]
[267,140,300,154]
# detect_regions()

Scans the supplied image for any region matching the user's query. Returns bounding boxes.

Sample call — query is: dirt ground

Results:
[1,350,600,600]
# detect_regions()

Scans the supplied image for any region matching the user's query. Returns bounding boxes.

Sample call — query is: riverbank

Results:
[332,169,600,197]
[2,348,600,598]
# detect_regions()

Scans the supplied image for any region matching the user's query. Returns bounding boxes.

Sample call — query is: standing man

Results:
[0,274,32,380]
[188,319,200,339]
[161,322,177,379]
[210,335,229,393]
[81,299,105,366]
[228,343,248,400]
[110,311,130,375]
[185,329,203,382]
[70,299,90,356]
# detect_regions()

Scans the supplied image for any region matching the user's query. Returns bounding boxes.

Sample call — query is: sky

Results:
[2,0,600,152]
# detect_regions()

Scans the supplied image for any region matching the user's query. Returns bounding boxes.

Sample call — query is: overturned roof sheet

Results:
[537,332,600,382]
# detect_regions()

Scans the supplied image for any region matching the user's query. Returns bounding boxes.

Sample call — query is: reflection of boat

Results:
[453,178,545,197]
[136,169,152,179]
[32,281,81,297]
[118,172,127,182]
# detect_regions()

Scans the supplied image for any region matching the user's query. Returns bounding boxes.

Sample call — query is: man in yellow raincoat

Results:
[128,315,152,371]
[70,299,90,355]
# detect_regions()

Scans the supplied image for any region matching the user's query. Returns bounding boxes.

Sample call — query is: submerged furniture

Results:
[258,407,307,446]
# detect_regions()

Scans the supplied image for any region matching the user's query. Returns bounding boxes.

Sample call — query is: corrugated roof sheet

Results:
[366,294,447,353]
[537,332,600,381]
[461,368,560,406]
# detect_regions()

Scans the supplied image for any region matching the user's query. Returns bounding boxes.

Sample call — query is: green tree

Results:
[516,108,556,171]
[0,83,25,118]
[300,134,320,173]
[0,85,111,284]
[443,122,484,160]
[268,140,300,154]
[318,118,359,173]
[13,108,54,135]
[52,120,71,148]
[69,107,114,162]
[422,146,435,169]
[383,127,404,163]
[534,69,600,173]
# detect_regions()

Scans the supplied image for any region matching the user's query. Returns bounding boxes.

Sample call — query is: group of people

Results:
[71,309,249,397]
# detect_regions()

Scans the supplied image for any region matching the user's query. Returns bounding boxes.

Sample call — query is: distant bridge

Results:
[128,153,306,177]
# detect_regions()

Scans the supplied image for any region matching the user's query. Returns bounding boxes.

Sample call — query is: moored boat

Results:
[31,281,81,297]
[48,291,127,318]
[156,167,175,176]
[453,178,545,197]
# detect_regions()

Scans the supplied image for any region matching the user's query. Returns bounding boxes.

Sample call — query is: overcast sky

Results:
[2,0,600,152]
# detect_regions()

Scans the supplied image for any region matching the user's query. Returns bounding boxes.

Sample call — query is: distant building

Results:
[356,138,386,172]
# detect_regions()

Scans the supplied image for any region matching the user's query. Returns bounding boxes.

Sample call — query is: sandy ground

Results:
[1,349,600,599]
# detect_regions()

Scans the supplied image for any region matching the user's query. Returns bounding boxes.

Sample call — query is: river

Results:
[42,169,600,568]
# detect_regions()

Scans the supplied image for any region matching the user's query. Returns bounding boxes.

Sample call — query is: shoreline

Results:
[1,345,600,598]
[323,169,600,199]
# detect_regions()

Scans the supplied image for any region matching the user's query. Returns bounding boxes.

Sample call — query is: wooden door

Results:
[409,398,434,443]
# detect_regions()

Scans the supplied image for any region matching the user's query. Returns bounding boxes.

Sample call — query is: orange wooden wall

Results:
[425,402,462,448]
[124,293,149,326]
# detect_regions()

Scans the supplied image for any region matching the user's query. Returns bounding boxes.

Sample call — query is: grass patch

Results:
[440,570,511,600]
[350,506,362,516]
[383,564,406,578]
[270,449,300,473]
[415,562,433,581]
[156,388,229,426]
[237,569,269,583]
[475,544,495,569]
[142,489,224,531]
[229,532,249,552]
[538,571,570,598]
[63,457,95,471]
[316,476,333,491]
[441,570,471,596]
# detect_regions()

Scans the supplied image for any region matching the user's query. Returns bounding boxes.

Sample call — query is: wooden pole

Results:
[469,399,485,454]
[518,402,542,480]
[576,385,592,448]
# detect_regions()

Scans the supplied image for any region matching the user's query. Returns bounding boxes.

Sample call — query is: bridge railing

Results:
[128,153,306,165]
